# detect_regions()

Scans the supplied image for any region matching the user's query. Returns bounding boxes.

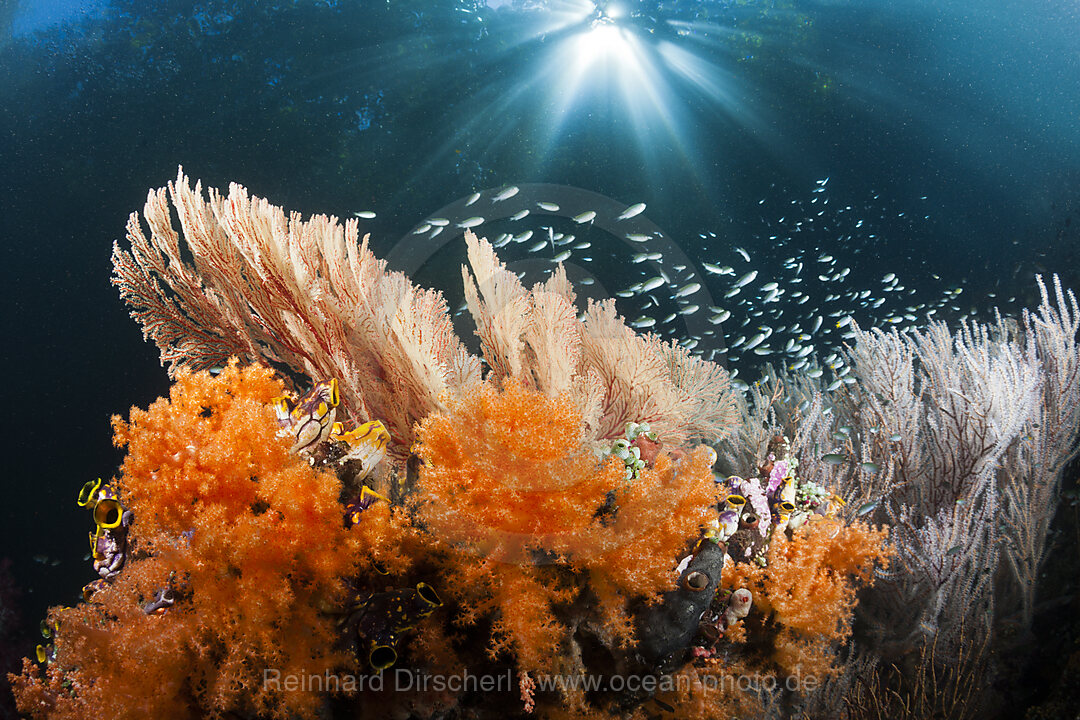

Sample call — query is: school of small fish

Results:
[376,178,1009,394]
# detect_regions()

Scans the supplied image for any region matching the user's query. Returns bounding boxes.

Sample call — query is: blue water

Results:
[0,0,1078,708]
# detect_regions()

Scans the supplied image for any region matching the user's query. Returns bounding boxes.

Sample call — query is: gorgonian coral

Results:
[11,363,365,720]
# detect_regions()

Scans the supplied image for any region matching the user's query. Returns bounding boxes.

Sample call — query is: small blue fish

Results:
[856,500,879,516]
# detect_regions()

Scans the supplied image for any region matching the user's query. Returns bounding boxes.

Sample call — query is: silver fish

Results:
[709,309,731,324]
[492,186,520,202]
[640,276,665,293]
[674,283,701,298]
[733,270,758,288]
[744,332,766,351]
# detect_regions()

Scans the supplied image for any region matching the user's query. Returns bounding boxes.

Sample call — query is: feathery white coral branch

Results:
[112,167,478,454]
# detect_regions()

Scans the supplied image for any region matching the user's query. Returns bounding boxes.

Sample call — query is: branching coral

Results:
[12,363,366,720]
[112,168,481,455]
[460,230,739,445]
[414,379,626,562]
[36,170,842,719]
[413,379,719,586]
[661,658,773,720]
[113,171,740,458]
[722,517,891,678]
[411,378,721,708]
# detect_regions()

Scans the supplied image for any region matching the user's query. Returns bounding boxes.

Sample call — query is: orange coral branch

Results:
[410,378,722,710]
[14,363,367,720]
[723,517,892,678]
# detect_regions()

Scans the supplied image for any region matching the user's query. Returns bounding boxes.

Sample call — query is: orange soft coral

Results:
[722,517,891,678]
[412,379,611,680]
[12,363,365,720]
[411,379,721,709]
[414,378,627,563]
[415,379,719,595]
[593,447,720,598]
[660,658,771,720]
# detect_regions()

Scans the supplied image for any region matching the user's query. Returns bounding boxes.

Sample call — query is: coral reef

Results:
[11,363,369,720]
[409,378,725,713]
[722,518,891,678]
[716,274,1080,718]
[16,170,749,720]
[20,170,1078,720]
